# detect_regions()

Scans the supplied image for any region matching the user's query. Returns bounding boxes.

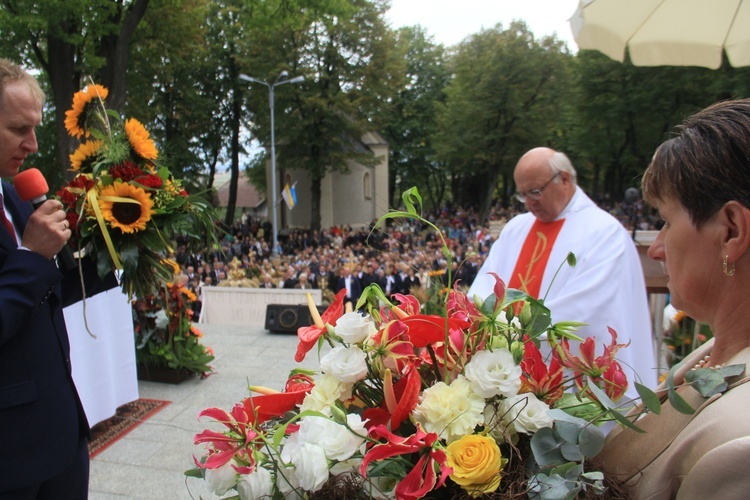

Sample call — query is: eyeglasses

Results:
[515,172,561,203]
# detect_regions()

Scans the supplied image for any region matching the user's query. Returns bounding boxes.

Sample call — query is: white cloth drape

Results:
[66,288,138,426]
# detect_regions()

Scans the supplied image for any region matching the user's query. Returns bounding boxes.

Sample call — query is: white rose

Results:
[320,346,368,383]
[291,442,330,492]
[298,414,367,461]
[237,466,274,500]
[334,312,376,344]
[204,461,238,496]
[464,349,522,398]
[299,374,353,413]
[498,393,553,434]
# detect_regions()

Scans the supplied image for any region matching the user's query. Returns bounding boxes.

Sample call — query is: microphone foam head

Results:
[14,168,49,201]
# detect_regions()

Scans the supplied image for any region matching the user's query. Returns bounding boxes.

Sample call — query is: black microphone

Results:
[14,168,78,270]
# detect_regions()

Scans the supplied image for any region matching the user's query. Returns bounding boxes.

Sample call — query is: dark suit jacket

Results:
[0,181,115,491]
[336,275,362,302]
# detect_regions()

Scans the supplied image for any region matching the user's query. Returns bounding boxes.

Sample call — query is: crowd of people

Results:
[172,194,658,318]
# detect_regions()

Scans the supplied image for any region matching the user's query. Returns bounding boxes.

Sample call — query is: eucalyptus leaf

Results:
[635,382,662,415]
[585,376,616,410]
[560,442,583,462]
[578,425,605,457]
[685,369,728,398]
[530,427,566,466]
[529,473,572,500]
[555,420,584,444]
[610,408,646,433]
[667,387,696,415]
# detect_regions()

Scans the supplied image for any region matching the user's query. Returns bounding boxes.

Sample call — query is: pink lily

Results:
[294,289,346,362]
[361,424,452,500]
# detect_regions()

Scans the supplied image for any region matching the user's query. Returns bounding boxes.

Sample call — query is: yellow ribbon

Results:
[83,189,142,270]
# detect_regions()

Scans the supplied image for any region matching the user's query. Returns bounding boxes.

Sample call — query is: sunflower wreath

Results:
[58,81,217,300]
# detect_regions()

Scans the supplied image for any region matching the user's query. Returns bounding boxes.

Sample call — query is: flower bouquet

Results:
[188,189,748,499]
[58,82,217,299]
[132,280,214,377]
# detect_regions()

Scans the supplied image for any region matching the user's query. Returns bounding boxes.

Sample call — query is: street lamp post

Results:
[240,71,304,255]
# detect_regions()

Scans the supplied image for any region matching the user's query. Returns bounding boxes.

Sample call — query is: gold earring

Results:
[723,255,736,277]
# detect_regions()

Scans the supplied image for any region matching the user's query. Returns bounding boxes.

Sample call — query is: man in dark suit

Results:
[336,267,362,307]
[0,59,115,498]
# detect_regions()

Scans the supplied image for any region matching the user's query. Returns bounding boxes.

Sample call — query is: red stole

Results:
[508,219,566,298]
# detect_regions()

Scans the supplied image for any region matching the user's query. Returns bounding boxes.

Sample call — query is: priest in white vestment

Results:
[468,148,657,394]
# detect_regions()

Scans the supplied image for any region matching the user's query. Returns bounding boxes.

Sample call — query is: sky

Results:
[386,0,580,49]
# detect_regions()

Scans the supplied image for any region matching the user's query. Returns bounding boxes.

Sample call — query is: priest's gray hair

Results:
[549,151,577,185]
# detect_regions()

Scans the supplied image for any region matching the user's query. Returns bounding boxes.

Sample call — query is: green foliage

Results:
[133,282,214,375]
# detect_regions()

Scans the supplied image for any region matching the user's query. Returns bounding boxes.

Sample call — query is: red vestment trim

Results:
[508,218,566,298]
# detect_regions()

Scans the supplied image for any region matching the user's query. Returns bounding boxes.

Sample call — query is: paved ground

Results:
[89,323,319,499]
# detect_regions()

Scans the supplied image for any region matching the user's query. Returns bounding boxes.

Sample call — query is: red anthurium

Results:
[194,403,260,473]
[361,424,452,500]
[520,337,565,405]
[294,289,347,362]
[401,314,470,348]
[362,364,422,431]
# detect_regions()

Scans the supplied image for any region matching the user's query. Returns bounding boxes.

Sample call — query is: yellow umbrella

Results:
[570,0,750,69]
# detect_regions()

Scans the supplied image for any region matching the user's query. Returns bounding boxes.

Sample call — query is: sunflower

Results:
[97,182,155,233]
[125,118,158,160]
[64,84,109,138]
[69,140,103,171]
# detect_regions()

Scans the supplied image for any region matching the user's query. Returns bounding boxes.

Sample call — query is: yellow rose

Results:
[446,434,503,497]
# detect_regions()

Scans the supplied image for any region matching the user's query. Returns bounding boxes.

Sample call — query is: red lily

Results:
[600,360,628,401]
[362,363,421,431]
[370,320,418,374]
[194,403,260,474]
[520,337,565,405]
[294,289,346,362]
[361,424,452,500]
[557,327,630,401]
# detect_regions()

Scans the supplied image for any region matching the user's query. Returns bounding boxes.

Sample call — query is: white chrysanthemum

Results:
[299,374,353,413]
[412,375,485,443]
[334,312,377,344]
[498,393,554,435]
[464,349,522,398]
[320,345,368,383]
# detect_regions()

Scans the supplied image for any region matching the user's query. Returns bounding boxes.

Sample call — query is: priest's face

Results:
[514,154,573,223]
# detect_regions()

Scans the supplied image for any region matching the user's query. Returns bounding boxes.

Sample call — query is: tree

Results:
[0,0,152,182]
[434,22,571,221]
[380,26,451,210]
[244,0,398,230]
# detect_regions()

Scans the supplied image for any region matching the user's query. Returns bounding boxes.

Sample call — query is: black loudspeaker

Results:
[264,304,325,334]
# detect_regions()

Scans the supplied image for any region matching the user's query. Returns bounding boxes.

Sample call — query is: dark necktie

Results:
[0,192,18,245]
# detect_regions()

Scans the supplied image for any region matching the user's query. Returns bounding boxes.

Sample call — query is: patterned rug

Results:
[88,398,171,458]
